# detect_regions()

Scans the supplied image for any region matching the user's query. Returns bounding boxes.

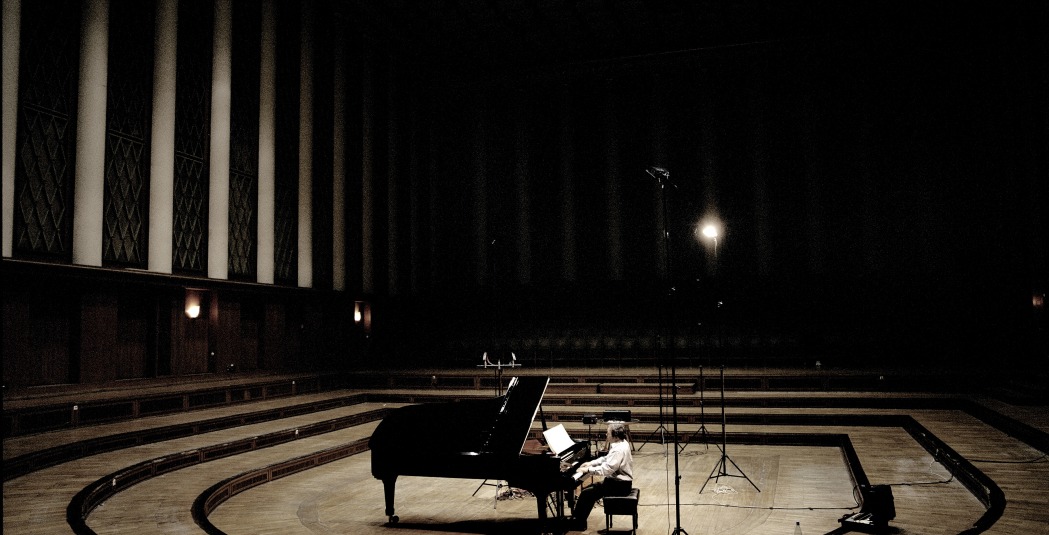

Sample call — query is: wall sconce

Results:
[185,289,202,319]
[355,300,372,333]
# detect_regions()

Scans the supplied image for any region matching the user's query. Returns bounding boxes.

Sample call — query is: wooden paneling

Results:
[216,297,242,372]
[115,294,150,380]
[79,292,120,383]
[1,261,355,389]
[3,295,36,386]
[171,295,209,376]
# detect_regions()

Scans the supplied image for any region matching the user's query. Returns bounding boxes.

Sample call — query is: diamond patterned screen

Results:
[103,0,156,267]
[273,0,301,285]
[13,0,80,260]
[172,0,214,273]
[229,170,257,277]
[228,0,261,280]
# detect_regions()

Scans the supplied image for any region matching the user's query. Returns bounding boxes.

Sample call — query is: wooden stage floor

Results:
[4,367,1048,535]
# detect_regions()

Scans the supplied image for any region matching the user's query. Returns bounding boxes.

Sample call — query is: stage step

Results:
[548,382,695,395]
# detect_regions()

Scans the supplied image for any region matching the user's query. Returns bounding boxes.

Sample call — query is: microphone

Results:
[645,166,676,188]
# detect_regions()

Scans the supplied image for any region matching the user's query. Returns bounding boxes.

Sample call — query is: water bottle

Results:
[793,521,803,535]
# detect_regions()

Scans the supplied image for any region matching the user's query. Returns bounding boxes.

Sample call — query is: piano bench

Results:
[603,488,640,534]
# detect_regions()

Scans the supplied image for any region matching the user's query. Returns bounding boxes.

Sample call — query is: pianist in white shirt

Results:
[569,422,634,531]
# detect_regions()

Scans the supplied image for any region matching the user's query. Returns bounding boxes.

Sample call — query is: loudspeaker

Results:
[582,414,598,425]
[860,484,896,524]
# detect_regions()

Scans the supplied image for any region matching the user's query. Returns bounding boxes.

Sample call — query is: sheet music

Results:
[542,424,575,456]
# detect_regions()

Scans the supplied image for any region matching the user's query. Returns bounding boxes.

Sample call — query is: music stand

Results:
[699,365,760,493]
[473,355,522,506]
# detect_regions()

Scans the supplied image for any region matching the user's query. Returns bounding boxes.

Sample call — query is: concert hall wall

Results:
[2,0,1046,387]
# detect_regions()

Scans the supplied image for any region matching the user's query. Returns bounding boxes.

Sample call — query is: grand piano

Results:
[369,376,590,530]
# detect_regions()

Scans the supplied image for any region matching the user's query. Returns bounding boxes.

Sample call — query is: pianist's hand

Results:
[576,462,591,474]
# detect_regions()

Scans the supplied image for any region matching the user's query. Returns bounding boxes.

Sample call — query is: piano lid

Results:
[480,376,549,456]
[369,375,551,469]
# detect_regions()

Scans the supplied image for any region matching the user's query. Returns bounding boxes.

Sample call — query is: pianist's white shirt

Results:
[586,441,633,481]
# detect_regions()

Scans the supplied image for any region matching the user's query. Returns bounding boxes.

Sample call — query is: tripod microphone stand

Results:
[681,364,709,451]
[637,363,672,451]
[699,365,760,493]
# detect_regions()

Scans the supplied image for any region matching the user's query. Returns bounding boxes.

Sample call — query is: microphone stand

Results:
[681,364,709,451]
[637,364,671,450]
[699,365,760,493]
[648,167,688,535]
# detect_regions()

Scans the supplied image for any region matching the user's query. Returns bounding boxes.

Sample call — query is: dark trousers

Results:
[573,477,632,523]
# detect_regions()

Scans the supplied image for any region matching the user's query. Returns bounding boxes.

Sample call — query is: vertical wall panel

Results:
[1,296,31,385]
[272,0,299,285]
[471,100,488,288]
[649,83,669,282]
[406,89,428,294]
[360,45,376,294]
[147,0,178,273]
[256,0,276,284]
[207,0,231,280]
[331,16,347,291]
[512,102,533,286]
[261,302,283,370]
[228,0,260,280]
[2,0,21,258]
[2,288,75,386]
[386,61,401,295]
[296,0,314,288]
[171,0,213,274]
[13,0,80,261]
[79,291,119,383]
[557,88,576,282]
[71,0,108,267]
[170,293,208,375]
[214,298,239,371]
[116,294,149,379]
[342,34,364,295]
[602,86,623,281]
[749,67,773,281]
[310,0,334,290]
[103,0,155,267]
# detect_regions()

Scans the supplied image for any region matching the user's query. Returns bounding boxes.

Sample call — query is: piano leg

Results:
[381,476,399,524]
[537,490,567,535]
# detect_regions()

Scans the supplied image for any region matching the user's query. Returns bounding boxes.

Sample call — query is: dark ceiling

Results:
[340,0,938,73]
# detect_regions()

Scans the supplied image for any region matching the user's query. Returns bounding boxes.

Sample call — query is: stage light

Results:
[697,220,721,261]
